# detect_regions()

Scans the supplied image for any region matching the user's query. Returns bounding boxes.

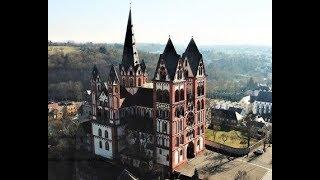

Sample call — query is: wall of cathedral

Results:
[92,123,113,159]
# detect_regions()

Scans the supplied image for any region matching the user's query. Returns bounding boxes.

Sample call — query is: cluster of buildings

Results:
[48,101,80,120]
[75,8,207,175]
[210,83,272,132]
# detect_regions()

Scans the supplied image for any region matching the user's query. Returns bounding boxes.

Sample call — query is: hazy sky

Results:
[48,0,272,46]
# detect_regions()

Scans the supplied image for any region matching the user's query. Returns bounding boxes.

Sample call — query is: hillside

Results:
[48,42,272,101]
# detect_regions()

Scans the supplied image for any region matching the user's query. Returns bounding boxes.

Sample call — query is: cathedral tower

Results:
[119,9,147,94]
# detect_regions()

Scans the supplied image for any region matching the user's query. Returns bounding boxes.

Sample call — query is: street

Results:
[175,145,272,179]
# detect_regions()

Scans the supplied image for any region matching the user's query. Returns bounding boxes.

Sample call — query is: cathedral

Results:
[89,8,207,173]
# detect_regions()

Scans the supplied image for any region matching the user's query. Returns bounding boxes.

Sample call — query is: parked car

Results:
[253,149,264,155]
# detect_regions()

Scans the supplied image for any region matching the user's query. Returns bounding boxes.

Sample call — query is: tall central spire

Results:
[121,8,140,70]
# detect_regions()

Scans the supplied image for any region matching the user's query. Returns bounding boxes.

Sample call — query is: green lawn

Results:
[205,129,257,148]
[48,46,79,55]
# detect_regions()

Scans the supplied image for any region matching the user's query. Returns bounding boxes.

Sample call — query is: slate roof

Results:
[121,87,153,108]
[182,38,203,76]
[126,115,154,134]
[140,59,146,73]
[121,9,140,71]
[256,91,272,103]
[154,37,181,80]
[120,85,132,98]
[228,107,243,114]
[108,65,120,84]
[212,109,237,121]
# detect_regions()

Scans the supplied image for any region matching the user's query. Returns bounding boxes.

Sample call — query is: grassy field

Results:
[205,129,257,148]
[48,46,79,55]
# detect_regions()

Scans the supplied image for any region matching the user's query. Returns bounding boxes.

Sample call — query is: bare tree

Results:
[242,111,253,148]
[234,170,249,180]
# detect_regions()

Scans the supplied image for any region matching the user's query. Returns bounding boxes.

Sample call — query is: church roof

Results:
[154,37,181,80]
[108,65,120,84]
[256,91,272,103]
[121,9,140,71]
[140,59,146,73]
[212,108,238,121]
[182,38,203,76]
[121,87,153,108]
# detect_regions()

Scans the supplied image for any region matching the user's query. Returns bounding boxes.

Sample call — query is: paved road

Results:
[176,145,272,179]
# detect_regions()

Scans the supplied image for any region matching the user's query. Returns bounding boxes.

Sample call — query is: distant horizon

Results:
[48,40,272,48]
[49,0,272,46]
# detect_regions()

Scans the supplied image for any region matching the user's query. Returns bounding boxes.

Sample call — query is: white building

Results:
[252,91,272,115]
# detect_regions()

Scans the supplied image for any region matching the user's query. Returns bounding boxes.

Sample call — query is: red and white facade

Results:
[88,8,207,173]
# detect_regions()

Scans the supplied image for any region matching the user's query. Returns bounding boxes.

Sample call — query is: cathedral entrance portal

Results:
[187,141,195,159]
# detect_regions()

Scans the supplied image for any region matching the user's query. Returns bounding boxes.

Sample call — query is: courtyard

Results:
[205,129,258,148]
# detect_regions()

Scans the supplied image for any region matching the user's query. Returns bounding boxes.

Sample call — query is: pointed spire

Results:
[140,59,146,72]
[121,8,140,70]
[92,65,99,79]
[108,65,119,84]
[163,36,177,55]
[183,37,203,76]
[157,37,180,80]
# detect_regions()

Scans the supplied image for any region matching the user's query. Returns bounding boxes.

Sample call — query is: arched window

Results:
[197,101,200,111]
[197,86,201,96]
[115,87,118,93]
[98,129,102,136]
[180,135,184,144]
[138,78,141,86]
[129,78,134,87]
[201,86,204,95]
[105,142,109,150]
[99,141,102,148]
[180,89,184,101]
[105,130,108,138]
[177,70,183,80]
[176,137,179,146]
[187,112,194,126]
[156,89,162,102]
[197,127,200,135]
[163,122,167,133]
[175,108,178,117]
[163,90,169,103]
[97,108,102,116]
[175,90,179,102]
[201,99,204,109]
[160,66,166,81]
[130,71,133,76]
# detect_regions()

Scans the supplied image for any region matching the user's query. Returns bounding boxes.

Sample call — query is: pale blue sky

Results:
[48,0,272,46]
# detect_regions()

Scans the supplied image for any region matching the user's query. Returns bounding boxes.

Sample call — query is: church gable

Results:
[153,37,180,81]
[173,59,185,82]
[183,58,193,78]
[154,59,170,81]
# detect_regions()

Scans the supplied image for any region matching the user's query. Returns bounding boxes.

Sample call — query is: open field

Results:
[205,129,257,148]
[48,46,79,55]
